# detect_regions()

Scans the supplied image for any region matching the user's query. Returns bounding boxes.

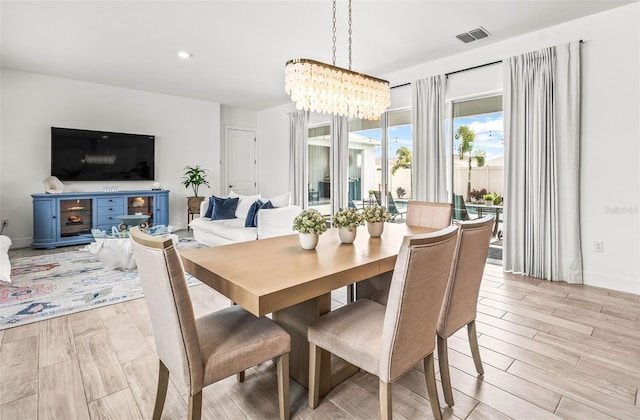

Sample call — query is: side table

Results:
[187,196,206,231]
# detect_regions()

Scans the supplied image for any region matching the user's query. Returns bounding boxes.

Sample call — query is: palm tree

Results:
[391,146,412,175]
[455,126,485,201]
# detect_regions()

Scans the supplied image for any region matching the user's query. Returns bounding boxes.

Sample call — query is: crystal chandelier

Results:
[284,0,390,121]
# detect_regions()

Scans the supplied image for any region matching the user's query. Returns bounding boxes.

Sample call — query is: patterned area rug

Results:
[0,238,204,330]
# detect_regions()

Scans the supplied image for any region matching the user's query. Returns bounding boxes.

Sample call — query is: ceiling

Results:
[1,1,635,111]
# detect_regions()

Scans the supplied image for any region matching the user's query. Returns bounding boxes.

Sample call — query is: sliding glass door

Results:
[307,123,331,215]
[448,94,504,259]
[306,109,412,222]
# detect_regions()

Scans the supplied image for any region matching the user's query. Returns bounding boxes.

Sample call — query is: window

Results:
[348,119,381,209]
[307,110,413,221]
[387,110,412,216]
[307,123,331,214]
[449,95,503,207]
[448,95,504,259]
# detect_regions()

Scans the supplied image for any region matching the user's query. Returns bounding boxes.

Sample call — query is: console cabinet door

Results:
[33,197,57,245]
[155,192,169,225]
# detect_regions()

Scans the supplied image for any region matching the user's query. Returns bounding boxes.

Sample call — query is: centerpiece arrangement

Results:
[332,207,364,244]
[292,208,327,250]
[363,204,391,237]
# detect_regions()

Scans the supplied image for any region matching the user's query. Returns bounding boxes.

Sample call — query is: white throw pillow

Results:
[263,192,291,208]
[0,235,12,283]
[228,191,261,219]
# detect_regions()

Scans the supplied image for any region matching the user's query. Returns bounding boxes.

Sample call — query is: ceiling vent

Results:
[456,27,491,44]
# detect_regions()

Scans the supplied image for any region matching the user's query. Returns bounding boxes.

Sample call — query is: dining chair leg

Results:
[152,361,169,420]
[237,371,245,382]
[188,391,202,420]
[424,353,443,420]
[277,353,290,420]
[437,335,454,407]
[308,342,322,409]
[467,320,484,375]
[379,379,392,420]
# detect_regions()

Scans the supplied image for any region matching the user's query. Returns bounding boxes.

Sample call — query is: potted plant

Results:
[181,165,210,214]
[292,208,328,249]
[362,204,391,237]
[396,186,406,199]
[332,208,364,244]
[469,188,488,203]
[483,193,495,206]
[492,194,503,206]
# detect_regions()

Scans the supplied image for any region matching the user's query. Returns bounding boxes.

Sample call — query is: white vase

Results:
[338,227,357,244]
[367,221,384,237]
[299,232,319,250]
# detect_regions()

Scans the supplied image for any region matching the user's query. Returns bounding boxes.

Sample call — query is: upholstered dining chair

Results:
[129,227,291,420]
[437,215,494,407]
[362,201,453,304]
[308,225,460,420]
[406,201,453,229]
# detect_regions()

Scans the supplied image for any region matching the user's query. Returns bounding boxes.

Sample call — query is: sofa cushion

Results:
[204,196,216,218]
[190,217,258,242]
[263,192,291,208]
[228,191,261,220]
[252,200,274,227]
[245,200,264,228]
[212,196,239,220]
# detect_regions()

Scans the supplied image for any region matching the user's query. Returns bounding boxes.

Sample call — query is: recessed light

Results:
[177,51,193,59]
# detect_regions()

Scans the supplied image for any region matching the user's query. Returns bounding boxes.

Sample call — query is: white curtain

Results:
[503,41,583,283]
[412,75,448,202]
[289,110,308,208]
[330,115,349,215]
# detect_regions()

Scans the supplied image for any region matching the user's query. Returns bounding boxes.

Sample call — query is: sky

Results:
[352,111,504,161]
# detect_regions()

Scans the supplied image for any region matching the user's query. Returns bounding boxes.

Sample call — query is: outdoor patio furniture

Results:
[453,194,471,221]
[373,191,407,221]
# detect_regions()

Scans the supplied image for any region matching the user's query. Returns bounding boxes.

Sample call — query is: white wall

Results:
[0,69,221,247]
[258,4,639,293]
[256,102,296,197]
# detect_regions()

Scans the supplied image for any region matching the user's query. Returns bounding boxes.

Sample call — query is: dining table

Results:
[180,222,435,395]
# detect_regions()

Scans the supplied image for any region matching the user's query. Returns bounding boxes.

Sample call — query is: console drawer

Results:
[97,214,121,226]
[97,197,125,207]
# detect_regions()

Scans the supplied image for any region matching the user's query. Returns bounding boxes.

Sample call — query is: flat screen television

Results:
[51,127,155,181]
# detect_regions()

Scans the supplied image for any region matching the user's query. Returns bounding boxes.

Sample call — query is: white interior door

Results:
[225,127,257,195]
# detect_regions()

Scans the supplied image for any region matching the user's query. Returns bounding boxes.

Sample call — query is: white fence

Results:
[453,165,504,198]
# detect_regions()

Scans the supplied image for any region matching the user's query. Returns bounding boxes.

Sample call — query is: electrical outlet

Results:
[594,240,604,253]
[1,219,7,227]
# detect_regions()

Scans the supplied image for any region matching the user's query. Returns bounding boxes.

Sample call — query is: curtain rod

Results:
[390,40,583,89]
[445,59,502,77]
[390,60,501,89]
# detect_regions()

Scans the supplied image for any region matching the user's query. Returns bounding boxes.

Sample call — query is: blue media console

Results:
[31,189,170,248]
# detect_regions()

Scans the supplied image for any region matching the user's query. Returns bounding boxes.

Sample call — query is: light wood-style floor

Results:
[1,248,639,419]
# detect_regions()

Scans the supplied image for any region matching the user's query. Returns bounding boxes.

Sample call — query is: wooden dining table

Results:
[180,222,435,395]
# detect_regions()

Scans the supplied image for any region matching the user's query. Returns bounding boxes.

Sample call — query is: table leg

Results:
[272,293,358,396]
[493,209,501,237]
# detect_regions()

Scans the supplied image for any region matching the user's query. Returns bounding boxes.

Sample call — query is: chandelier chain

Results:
[332,0,337,66]
[348,0,352,70]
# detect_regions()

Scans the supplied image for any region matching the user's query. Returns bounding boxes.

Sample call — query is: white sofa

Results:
[188,193,301,247]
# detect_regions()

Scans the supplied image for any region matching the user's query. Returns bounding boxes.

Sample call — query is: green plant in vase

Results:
[182,165,210,214]
[332,208,364,244]
[363,204,391,237]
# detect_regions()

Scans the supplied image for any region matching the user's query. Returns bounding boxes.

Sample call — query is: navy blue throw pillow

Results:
[212,197,239,220]
[253,200,274,227]
[204,196,216,218]
[245,200,264,227]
